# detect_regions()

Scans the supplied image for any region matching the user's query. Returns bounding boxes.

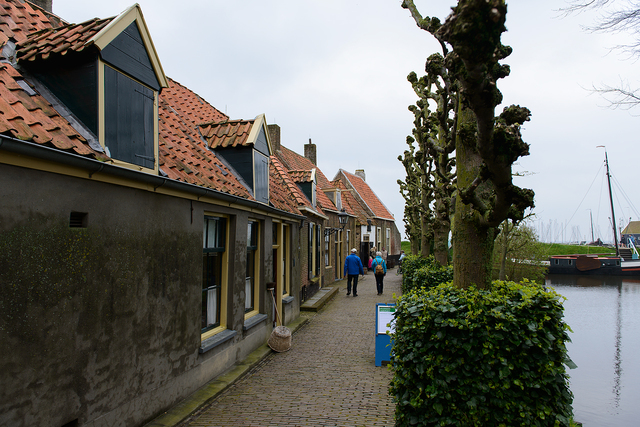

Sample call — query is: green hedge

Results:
[390,280,574,426]
[401,255,453,294]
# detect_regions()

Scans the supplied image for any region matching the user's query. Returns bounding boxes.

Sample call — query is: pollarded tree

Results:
[398,144,426,255]
[410,51,458,267]
[398,135,435,257]
[402,0,535,289]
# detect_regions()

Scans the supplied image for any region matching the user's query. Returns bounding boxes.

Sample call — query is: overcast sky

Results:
[51,0,640,244]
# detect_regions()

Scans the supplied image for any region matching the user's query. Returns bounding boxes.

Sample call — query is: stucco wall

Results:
[0,164,300,427]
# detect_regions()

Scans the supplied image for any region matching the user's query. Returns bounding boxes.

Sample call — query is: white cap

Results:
[351,248,357,253]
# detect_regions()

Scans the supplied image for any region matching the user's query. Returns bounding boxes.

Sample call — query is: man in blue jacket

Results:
[343,248,364,297]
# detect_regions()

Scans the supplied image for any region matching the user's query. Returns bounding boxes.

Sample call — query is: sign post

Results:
[375,303,396,366]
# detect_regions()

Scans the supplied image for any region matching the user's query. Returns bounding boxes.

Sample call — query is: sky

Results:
[50,0,640,244]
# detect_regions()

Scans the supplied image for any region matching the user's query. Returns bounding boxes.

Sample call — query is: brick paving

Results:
[182,270,402,427]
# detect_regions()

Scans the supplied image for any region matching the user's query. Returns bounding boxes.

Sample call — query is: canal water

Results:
[546,275,640,427]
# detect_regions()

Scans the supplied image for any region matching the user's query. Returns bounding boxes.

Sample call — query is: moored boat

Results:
[548,254,640,276]
[548,147,640,276]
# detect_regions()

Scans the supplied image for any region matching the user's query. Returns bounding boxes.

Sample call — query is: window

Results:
[104,65,155,169]
[324,230,330,266]
[245,221,259,314]
[316,224,321,275]
[347,229,350,247]
[202,216,227,335]
[377,227,382,251]
[335,230,342,280]
[253,151,269,204]
[386,227,391,252]
[282,225,289,295]
[308,223,315,279]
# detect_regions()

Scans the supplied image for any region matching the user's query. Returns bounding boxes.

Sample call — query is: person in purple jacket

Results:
[343,248,364,297]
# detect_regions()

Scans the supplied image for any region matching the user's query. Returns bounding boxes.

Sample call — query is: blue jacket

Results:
[344,253,364,276]
[371,256,387,274]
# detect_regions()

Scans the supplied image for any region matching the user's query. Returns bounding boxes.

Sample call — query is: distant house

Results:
[333,169,402,265]
[621,221,640,247]
[270,129,357,297]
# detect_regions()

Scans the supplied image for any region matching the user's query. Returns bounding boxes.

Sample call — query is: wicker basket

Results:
[268,326,292,352]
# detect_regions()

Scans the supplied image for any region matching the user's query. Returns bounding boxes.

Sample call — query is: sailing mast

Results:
[598,146,620,257]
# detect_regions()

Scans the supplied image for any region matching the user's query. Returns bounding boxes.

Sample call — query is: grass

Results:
[535,242,616,257]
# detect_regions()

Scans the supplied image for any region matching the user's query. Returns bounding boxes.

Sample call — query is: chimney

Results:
[31,0,53,13]
[304,138,317,165]
[355,169,366,181]
[267,124,281,153]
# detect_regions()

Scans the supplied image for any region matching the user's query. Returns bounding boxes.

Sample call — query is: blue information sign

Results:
[375,303,395,367]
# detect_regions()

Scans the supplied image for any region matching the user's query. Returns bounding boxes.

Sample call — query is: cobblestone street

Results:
[181,270,402,427]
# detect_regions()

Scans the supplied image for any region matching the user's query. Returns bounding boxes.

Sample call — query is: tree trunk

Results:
[452,109,495,289]
[420,214,430,257]
[420,174,431,257]
[433,197,449,266]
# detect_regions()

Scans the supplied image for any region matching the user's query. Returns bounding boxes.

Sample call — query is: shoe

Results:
[353,293,358,297]
[346,292,351,296]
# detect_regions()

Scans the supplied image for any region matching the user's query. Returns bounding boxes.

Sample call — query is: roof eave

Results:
[89,4,168,88]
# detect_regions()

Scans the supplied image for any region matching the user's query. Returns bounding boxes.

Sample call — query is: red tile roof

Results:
[336,169,395,221]
[0,0,105,158]
[275,146,338,213]
[199,119,255,149]
[0,0,63,48]
[158,78,252,198]
[269,156,307,215]
[332,179,368,223]
[16,17,112,62]
[0,60,108,159]
[288,170,313,183]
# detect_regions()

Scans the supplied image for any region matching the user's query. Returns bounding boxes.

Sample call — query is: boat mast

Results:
[601,148,620,257]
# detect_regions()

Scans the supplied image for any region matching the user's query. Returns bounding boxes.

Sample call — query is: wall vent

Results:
[69,212,88,228]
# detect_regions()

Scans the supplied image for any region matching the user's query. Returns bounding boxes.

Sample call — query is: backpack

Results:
[375,262,384,275]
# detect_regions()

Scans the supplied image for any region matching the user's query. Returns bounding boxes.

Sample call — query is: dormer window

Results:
[200,114,272,204]
[104,64,155,169]
[324,189,342,210]
[295,169,317,207]
[17,5,168,174]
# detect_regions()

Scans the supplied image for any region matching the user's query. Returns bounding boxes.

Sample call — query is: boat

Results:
[548,148,640,276]
[548,253,640,275]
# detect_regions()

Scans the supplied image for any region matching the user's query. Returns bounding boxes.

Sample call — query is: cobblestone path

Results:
[182,270,402,427]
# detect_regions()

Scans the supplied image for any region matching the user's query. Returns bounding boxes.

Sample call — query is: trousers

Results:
[375,273,384,294]
[347,274,359,295]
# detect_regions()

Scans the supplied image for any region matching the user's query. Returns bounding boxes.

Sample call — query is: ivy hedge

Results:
[390,280,575,426]
[402,255,454,294]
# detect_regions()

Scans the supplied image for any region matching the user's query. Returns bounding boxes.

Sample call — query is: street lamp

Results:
[324,209,348,236]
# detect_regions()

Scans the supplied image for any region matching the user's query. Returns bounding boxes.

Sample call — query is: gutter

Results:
[0,135,305,221]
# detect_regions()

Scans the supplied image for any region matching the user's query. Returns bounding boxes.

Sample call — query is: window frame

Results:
[202,215,229,340]
[324,228,331,267]
[98,61,159,174]
[244,220,260,317]
[386,227,391,252]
